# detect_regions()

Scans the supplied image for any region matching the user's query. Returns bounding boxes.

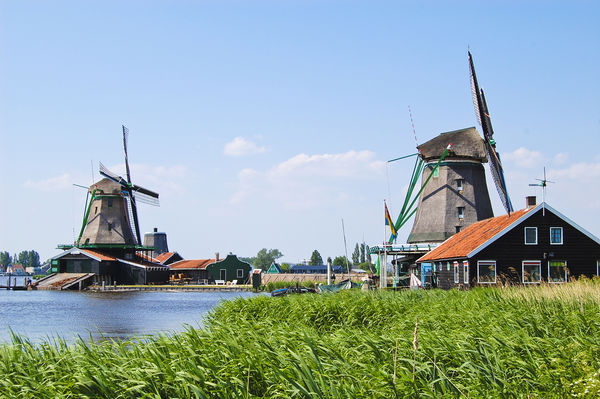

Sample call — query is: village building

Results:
[266,262,282,274]
[290,264,344,274]
[417,198,600,288]
[169,254,252,284]
[49,247,169,286]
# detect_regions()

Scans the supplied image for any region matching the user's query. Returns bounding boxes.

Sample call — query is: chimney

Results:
[153,227,158,232]
[526,196,537,208]
[215,252,220,261]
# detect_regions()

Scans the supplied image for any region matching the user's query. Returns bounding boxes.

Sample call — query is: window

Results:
[457,207,465,220]
[447,261,450,271]
[453,261,459,283]
[550,227,563,245]
[432,166,439,178]
[108,198,113,208]
[597,260,600,277]
[456,226,462,233]
[220,269,226,281]
[522,261,541,284]
[94,207,98,214]
[478,261,496,283]
[548,261,567,283]
[524,227,538,245]
[456,179,464,191]
[237,269,244,278]
[463,261,469,284]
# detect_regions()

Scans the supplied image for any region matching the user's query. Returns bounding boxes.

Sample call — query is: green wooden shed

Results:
[206,254,252,283]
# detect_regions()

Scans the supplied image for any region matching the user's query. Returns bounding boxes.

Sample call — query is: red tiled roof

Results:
[417,207,536,262]
[81,249,117,261]
[169,259,215,270]
[156,252,176,263]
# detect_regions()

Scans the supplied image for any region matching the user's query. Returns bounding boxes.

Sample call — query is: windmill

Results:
[391,52,512,244]
[77,126,159,247]
[469,51,514,214]
[529,167,554,215]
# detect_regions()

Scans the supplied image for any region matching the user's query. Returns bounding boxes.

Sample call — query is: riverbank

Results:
[1,280,599,397]
[87,284,253,292]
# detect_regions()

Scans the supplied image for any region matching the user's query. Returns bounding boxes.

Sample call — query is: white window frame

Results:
[453,261,459,283]
[550,227,563,245]
[522,260,542,284]
[547,260,567,283]
[457,207,465,220]
[477,260,497,284]
[463,261,469,284]
[237,269,244,278]
[447,261,450,271]
[524,227,538,245]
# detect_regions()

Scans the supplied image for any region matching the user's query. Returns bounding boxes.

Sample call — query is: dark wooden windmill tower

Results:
[77,126,160,250]
[401,52,514,244]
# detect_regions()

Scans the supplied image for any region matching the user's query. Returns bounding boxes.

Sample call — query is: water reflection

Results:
[0,290,260,343]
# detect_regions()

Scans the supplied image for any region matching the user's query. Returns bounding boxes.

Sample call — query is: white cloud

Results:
[502,147,543,168]
[23,164,189,197]
[230,150,385,210]
[553,152,569,165]
[24,173,74,191]
[224,137,266,156]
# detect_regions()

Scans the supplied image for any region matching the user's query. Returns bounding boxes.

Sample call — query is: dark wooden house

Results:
[417,200,600,288]
[50,247,170,286]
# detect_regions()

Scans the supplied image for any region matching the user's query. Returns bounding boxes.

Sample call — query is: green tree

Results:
[252,248,284,270]
[15,250,40,267]
[309,250,323,266]
[360,244,365,263]
[333,256,351,272]
[280,263,290,272]
[352,243,360,264]
[0,252,11,267]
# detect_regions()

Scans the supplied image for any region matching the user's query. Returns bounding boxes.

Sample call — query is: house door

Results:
[220,269,226,281]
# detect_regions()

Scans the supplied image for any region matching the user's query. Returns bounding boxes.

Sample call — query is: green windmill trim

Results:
[388,145,452,243]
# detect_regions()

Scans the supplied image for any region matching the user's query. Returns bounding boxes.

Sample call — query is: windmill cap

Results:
[418,127,487,162]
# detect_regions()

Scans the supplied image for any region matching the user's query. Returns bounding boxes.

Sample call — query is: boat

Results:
[271,285,316,297]
[316,278,358,293]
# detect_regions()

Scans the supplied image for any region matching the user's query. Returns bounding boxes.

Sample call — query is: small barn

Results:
[266,262,282,273]
[168,254,252,284]
[206,255,252,283]
[417,200,600,288]
[169,259,216,284]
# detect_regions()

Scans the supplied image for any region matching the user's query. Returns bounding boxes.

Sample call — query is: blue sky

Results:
[1,0,599,263]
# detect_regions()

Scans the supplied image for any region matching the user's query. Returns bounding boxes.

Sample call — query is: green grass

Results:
[1,279,600,397]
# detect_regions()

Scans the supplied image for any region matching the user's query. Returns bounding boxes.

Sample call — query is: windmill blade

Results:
[122,125,132,184]
[469,57,483,127]
[469,51,484,128]
[479,89,495,142]
[99,162,128,187]
[123,194,140,246]
[133,190,160,206]
[484,144,514,214]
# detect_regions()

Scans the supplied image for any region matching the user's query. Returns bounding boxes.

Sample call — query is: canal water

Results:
[0,289,260,344]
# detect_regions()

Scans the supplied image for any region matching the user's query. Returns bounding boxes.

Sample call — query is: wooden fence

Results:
[261,273,365,284]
